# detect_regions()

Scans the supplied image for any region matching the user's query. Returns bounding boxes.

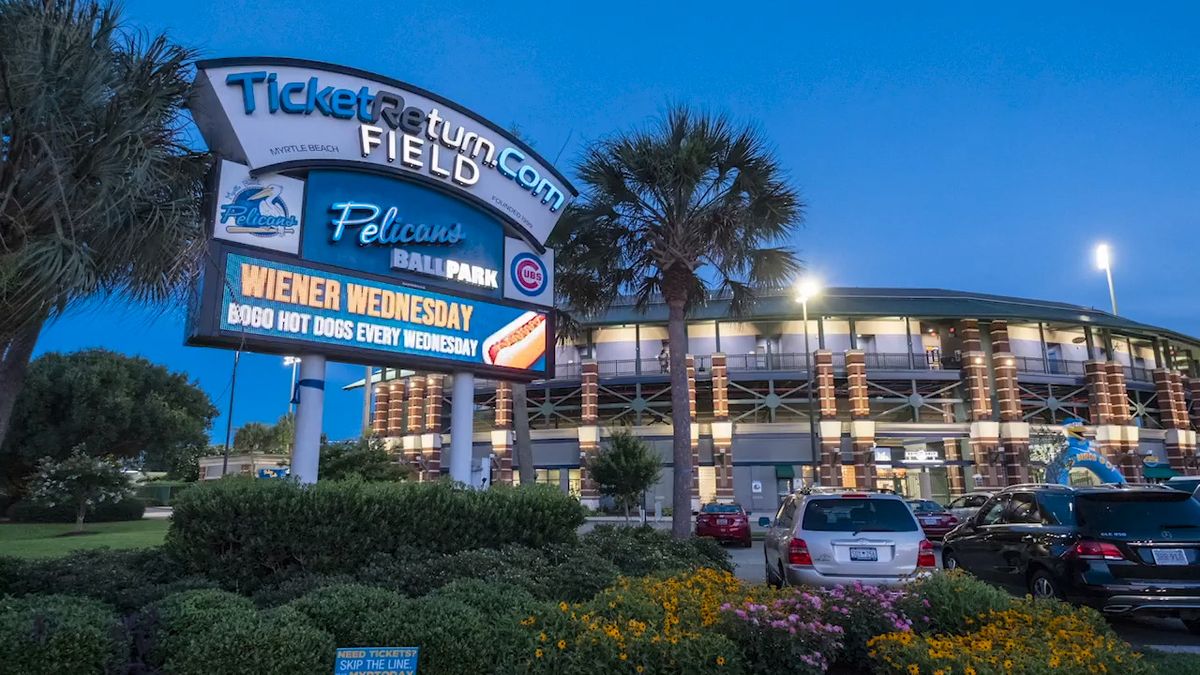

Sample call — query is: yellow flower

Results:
[636,667,644,674]
[908,665,919,675]
[1004,659,1013,671]
[965,668,977,675]
[559,601,569,612]
[557,639,567,650]
[934,670,945,675]
[620,653,628,661]
[520,616,536,626]
[534,649,543,659]
[716,656,727,666]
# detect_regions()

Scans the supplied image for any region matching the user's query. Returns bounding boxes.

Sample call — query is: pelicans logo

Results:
[218,181,300,238]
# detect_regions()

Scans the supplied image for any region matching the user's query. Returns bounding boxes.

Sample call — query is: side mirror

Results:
[692,510,699,516]
[758,516,772,527]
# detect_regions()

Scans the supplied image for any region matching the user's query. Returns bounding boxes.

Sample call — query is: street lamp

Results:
[1095,243,1118,315]
[795,278,822,485]
[283,356,300,415]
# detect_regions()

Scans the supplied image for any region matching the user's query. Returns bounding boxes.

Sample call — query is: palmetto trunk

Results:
[0,317,45,454]
[667,299,693,539]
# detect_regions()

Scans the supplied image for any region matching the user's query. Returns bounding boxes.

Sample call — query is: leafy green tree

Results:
[232,413,294,455]
[0,0,207,453]
[554,107,803,537]
[319,436,411,482]
[27,445,132,531]
[1,349,216,497]
[588,429,662,522]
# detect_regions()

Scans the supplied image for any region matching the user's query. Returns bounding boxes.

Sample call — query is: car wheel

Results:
[1029,569,1062,600]
[1183,619,1200,636]
[765,557,781,588]
[942,549,959,570]
[742,538,753,548]
[778,562,789,587]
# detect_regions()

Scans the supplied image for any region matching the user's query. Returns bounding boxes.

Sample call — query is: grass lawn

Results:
[0,519,169,559]
[1142,649,1200,674]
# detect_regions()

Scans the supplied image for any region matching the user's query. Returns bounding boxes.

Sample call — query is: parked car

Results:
[906,499,959,540]
[945,491,993,522]
[695,502,752,547]
[942,483,1200,633]
[1163,477,1200,497]
[763,491,935,587]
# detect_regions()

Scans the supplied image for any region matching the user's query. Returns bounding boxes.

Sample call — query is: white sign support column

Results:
[292,354,327,484]
[449,371,475,484]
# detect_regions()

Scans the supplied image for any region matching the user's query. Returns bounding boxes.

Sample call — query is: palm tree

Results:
[0,0,206,450]
[553,107,803,538]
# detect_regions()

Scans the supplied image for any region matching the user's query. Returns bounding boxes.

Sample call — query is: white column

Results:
[449,371,475,484]
[291,354,326,484]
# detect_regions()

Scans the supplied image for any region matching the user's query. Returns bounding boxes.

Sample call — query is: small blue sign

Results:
[302,171,505,297]
[257,467,289,479]
[334,647,419,674]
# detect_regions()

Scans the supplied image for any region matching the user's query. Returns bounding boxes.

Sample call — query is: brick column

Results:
[711,353,735,502]
[492,382,514,485]
[944,437,966,494]
[372,383,390,436]
[422,374,444,481]
[846,350,875,489]
[961,349,998,486]
[1105,362,1139,478]
[404,376,425,476]
[1156,369,1188,473]
[578,360,600,508]
[1171,372,1198,473]
[1085,360,1113,425]
[387,381,405,437]
[1189,379,1200,430]
[814,350,842,486]
[993,351,1026,485]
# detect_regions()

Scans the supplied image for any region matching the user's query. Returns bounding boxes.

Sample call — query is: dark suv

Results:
[942,483,1200,633]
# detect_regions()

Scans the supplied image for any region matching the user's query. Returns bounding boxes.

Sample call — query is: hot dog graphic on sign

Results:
[482,311,547,369]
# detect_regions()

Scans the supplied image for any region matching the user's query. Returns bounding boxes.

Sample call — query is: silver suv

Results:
[763,490,935,587]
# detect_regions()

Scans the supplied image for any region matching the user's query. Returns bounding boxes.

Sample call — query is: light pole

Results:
[795,278,822,486]
[283,356,300,415]
[1095,243,1118,315]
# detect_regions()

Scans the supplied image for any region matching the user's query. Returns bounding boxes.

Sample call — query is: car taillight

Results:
[917,539,936,568]
[1068,540,1125,561]
[788,537,813,566]
[946,515,959,525]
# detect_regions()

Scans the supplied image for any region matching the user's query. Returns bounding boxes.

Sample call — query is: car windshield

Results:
[907,500,944,513]
[1076,492,1200,539]
[701,504,743,514]
[802,498,919,533]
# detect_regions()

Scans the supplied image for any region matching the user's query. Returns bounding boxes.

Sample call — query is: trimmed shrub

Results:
[0,548,213,612]
[6,495,146,523]
[165,478,585,589]
[145,589,333,674]
[288,584,512,675]
[0,595,128,675]
[868,598,1151,674]
[427,579,541,619]
[576,525,733,576]
[895,569,1014,635]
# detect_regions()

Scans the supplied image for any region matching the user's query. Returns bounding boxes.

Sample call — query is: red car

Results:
[906,499,959,540]
[695,503,752,547]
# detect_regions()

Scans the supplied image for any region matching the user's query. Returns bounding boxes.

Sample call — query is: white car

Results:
[944,492,994,523]
[763,490,936,587]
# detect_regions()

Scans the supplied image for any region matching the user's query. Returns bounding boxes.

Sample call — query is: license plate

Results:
[920,517,939,525]
[1152,548,1189,566]
[850,547,878,562]
[716,518,728,525]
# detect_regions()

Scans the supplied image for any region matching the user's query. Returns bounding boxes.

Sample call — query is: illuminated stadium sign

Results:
[186,58,564,380]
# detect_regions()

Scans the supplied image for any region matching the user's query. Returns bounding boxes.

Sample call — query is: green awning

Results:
[775,464,795,479]
[1144,465,1178,480]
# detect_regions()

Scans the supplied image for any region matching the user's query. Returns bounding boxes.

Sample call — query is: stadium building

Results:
[362,287,1200,511]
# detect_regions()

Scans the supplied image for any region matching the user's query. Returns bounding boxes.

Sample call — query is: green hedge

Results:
[165,478,586,589]
[6,496,146,523]
[0,548,214,612]
[135,480,194,506]
[144,589,334,674]
[0,595,128,675]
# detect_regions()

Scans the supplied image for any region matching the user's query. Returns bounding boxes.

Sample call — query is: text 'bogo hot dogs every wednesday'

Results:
[223,260,547,370]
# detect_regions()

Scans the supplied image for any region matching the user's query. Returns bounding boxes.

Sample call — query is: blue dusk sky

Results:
[33,1,1200,442]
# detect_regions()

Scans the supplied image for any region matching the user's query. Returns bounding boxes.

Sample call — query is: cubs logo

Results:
[218,181,299,238]
[510,252,547,296]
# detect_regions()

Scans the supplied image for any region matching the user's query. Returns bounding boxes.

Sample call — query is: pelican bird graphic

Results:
[221,184,297,236]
